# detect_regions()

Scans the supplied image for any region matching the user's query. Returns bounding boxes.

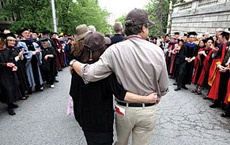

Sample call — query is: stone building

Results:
[0,0,15,31]
[171,0,230,36]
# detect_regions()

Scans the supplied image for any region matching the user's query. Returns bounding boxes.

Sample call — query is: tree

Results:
[0,0,110,35]
[145,0,185,36]
[71,0,110,34]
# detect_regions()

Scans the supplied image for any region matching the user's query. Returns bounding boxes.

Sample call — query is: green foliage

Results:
[145,0,184,36]
[146,0,169,36]
[0,0,110,35]
[71,0,110,34]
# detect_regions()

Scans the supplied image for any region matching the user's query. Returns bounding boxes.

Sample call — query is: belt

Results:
[117,102,155,107]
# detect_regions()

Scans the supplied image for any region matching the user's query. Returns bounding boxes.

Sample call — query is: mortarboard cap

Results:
[39,36,49,42]
[187,31,197,37]
[174,32,179,35]
[20,28,31,34]
[6,33,16,39]
[204,37,214,43]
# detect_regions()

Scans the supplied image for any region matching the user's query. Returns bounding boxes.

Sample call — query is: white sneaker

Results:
[50,85,54,88]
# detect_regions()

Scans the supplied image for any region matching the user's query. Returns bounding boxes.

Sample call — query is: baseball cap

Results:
[125,8,155,26]
[84,31,109,51]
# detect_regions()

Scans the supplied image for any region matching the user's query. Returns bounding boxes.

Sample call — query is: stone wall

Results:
[171,0,230,36]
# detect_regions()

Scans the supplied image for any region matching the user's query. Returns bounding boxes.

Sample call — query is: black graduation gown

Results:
[0,49,21,103]
[8,46,29,96]
[175,45,187,87]
[40,46,56,85]
[184,42,198,84]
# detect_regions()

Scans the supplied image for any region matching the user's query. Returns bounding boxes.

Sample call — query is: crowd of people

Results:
[0,7,230,145]
[0,29,72,115]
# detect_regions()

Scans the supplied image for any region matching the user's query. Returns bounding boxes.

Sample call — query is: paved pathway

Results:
[0,68,230,145]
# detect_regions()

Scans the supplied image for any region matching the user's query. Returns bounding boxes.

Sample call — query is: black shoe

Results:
[220,112,230,118]
[54,79,59,83]
[203,97,212,100]
[11,103,18,108]
[173,83,177,85]
[7,108,16,115]
[209,103,220,108]
[182,86,188,90]
[27,87,32,94]
[35,87,43,92]
[174,87,181,91]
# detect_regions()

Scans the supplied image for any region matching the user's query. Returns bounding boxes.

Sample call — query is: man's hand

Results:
[146,93,158,103]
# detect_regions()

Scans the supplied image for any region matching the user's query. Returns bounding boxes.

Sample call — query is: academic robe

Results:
[17,40,43,89]
[0,48,21,103]
[50,38,65,69]
[7,46,29,96]
[197,49,213,88]
[175,44,187,88]
[192,47,205,84]
[184,42,198,85]
[208,43,229,100]
[40,46,56,85]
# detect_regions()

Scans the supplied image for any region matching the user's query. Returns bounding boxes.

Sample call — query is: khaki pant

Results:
[115,104,156,145]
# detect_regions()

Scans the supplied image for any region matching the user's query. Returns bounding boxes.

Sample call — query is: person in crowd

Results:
[6,33,29,100]
[183,31,199,90]
[208,31,230,109]
[192,37,214,95]
[164,36,178,77]
[173,39,188,91]
[88,25,96,32]
[39,37,56,88]
[149,36,157,44]
[70,30,157,145]
[191,39,206,91]
[221,60,230,117]
[50,32,65,71]
[17,28,43,94]
[71,8,169,145]
[164,34,170,43]
[174,32,180,43]
[0,33,21,115]
[110,22,124,45]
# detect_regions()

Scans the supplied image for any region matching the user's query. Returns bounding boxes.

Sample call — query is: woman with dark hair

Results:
[0,33,21,115]
[69,29,156,145]
[193,37,214,95]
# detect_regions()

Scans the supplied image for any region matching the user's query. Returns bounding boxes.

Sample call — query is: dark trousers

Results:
[84,131,113,145]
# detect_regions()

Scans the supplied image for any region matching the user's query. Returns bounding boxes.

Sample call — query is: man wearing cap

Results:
[183,31,199,89]
[17,28,43,94]
[71,8,169,145]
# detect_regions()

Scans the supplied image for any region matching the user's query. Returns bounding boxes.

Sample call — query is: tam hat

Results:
[187,31,197,37]
[42,30,50,35]
[125,8,155,26]
[174,32,180,35]
[203,37,214,43]
[20,28,31,34]
[6,33,16,40]
[75,24,90,41]
[84,31,108,51]
[39,36,49,42]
